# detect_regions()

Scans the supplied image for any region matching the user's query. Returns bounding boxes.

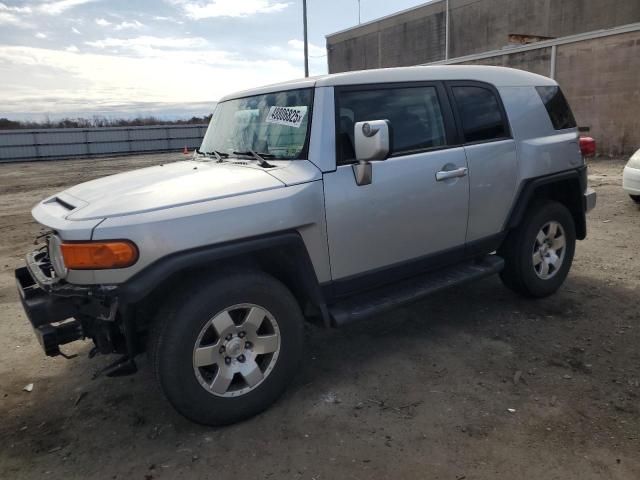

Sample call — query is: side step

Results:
[329,255,504,327]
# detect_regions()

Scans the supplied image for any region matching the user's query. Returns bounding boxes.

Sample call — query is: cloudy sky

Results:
[0,0,430,120]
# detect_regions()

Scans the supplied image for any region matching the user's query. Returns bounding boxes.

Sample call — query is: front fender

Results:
[117,231,331,326]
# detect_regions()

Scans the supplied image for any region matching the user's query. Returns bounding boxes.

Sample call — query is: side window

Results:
[337,86,448,163]
[451,86,509,143]
[536,86,577,130]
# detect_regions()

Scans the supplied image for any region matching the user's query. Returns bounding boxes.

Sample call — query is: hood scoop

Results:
[54,196,75,210]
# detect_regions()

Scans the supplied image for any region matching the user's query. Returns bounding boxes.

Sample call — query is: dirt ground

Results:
[0,153,638,480]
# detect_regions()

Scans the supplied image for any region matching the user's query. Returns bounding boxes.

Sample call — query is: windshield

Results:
[200,88,313,160]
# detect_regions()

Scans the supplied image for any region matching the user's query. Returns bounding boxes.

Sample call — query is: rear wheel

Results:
[149,270,304,425]
[499,201,576,298]
[630,194,640,204]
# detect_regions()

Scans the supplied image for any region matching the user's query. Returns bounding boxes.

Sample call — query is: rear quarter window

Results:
[451,86,510,143]
[536,86,577,130]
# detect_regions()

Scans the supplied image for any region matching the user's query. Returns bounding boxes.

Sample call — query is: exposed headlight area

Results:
[34,235,139,283]
[47,234,67,279]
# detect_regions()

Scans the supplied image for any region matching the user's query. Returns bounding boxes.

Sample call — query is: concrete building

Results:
[326,0,640,156]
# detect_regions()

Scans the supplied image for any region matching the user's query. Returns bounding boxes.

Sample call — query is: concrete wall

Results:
[452,29,640,155]
[327,0,640,73]
[449,0,640,57]
[555,31,640,156]
[458,47,552,77]
[328,1,445,72]
[326,0,640,156]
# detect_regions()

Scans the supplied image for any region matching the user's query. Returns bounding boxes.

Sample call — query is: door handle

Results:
[435,167,468,182]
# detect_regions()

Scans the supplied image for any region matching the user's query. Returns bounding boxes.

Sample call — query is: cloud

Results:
[0,44,303,116]
[86,35,208,50]
[150,14,184,25]
[84,35,236,65]
[167,0,289,19]
[287,39,326,58]
[0,2,32,13]
[35,32,47,39]
[65,45,79,52]
[0,12,18,24]
[71,26,81,34]
[114,20,144,30]
[95,19,144,30]
[0,2,32,25]
[1,1,95,25]
[266,39,326,74]
[37,0,99,15]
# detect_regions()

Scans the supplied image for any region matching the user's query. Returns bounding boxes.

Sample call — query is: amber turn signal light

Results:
[60,241,138,270]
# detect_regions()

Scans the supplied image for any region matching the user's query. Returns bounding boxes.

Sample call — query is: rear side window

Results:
[337,86,448,163]
[451,86,509,143]
[536,86,577,130]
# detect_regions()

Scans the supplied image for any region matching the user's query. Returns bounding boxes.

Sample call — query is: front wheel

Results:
[149,270,304,425]
[499,201,576,298]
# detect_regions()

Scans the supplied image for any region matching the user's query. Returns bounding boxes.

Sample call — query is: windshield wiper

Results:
[196,148,229,162]
[232,149,276,168]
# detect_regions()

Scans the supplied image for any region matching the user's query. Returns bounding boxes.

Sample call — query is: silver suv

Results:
[16,66,597,425]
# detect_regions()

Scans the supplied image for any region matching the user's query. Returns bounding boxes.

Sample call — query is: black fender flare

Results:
[118,231,331,326]
[503,166,588,240]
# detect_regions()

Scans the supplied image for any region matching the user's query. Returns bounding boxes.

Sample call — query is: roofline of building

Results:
[425,21,640,66]
[325,0,443,39]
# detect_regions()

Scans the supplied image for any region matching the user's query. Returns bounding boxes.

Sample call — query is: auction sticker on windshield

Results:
[265,106,307,128]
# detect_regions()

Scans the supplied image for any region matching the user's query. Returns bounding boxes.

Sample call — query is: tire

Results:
[498,201,576,298]
[630,195,640,204]
[148,270,304,426]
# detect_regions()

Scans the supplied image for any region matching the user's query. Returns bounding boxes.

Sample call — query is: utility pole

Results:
[303,0,309,77]
[357,0,361,24]
[445,0,450,60]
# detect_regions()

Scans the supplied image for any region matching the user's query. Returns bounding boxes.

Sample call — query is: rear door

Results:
[323,82,470,292]
[446,82,518,247]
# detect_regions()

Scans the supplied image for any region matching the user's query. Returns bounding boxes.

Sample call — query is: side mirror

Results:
[354,120,391,161]
[352,120,391,186]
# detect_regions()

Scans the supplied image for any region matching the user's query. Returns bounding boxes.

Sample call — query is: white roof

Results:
[220,65,556,101]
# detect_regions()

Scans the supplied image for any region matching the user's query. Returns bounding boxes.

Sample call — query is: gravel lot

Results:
[0,153,638,479]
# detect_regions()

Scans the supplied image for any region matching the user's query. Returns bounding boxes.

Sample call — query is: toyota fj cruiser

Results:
[16,66,596,425]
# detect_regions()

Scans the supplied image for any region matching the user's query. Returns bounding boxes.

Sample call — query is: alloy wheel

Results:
[192,304,281,397]
[532,220,566,280]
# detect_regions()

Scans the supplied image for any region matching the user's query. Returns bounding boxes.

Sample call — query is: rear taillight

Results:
[579,136,596,157]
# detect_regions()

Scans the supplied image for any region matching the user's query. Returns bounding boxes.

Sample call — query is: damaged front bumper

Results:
[15,249,118,358]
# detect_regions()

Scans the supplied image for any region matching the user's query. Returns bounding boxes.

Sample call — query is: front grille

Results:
[31,232,65,281]
[27,248,58,285]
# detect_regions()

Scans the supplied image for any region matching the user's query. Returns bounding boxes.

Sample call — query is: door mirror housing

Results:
[354,120,391,161]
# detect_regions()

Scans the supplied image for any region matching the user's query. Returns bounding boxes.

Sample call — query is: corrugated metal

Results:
[0,124,208,162]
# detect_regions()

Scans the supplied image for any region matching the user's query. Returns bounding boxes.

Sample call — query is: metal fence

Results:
[0,124,208,163]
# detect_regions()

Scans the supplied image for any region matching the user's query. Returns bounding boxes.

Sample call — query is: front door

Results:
[323,83,469,290]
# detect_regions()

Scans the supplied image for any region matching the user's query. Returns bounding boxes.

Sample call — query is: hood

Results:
[62,160,286,220]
